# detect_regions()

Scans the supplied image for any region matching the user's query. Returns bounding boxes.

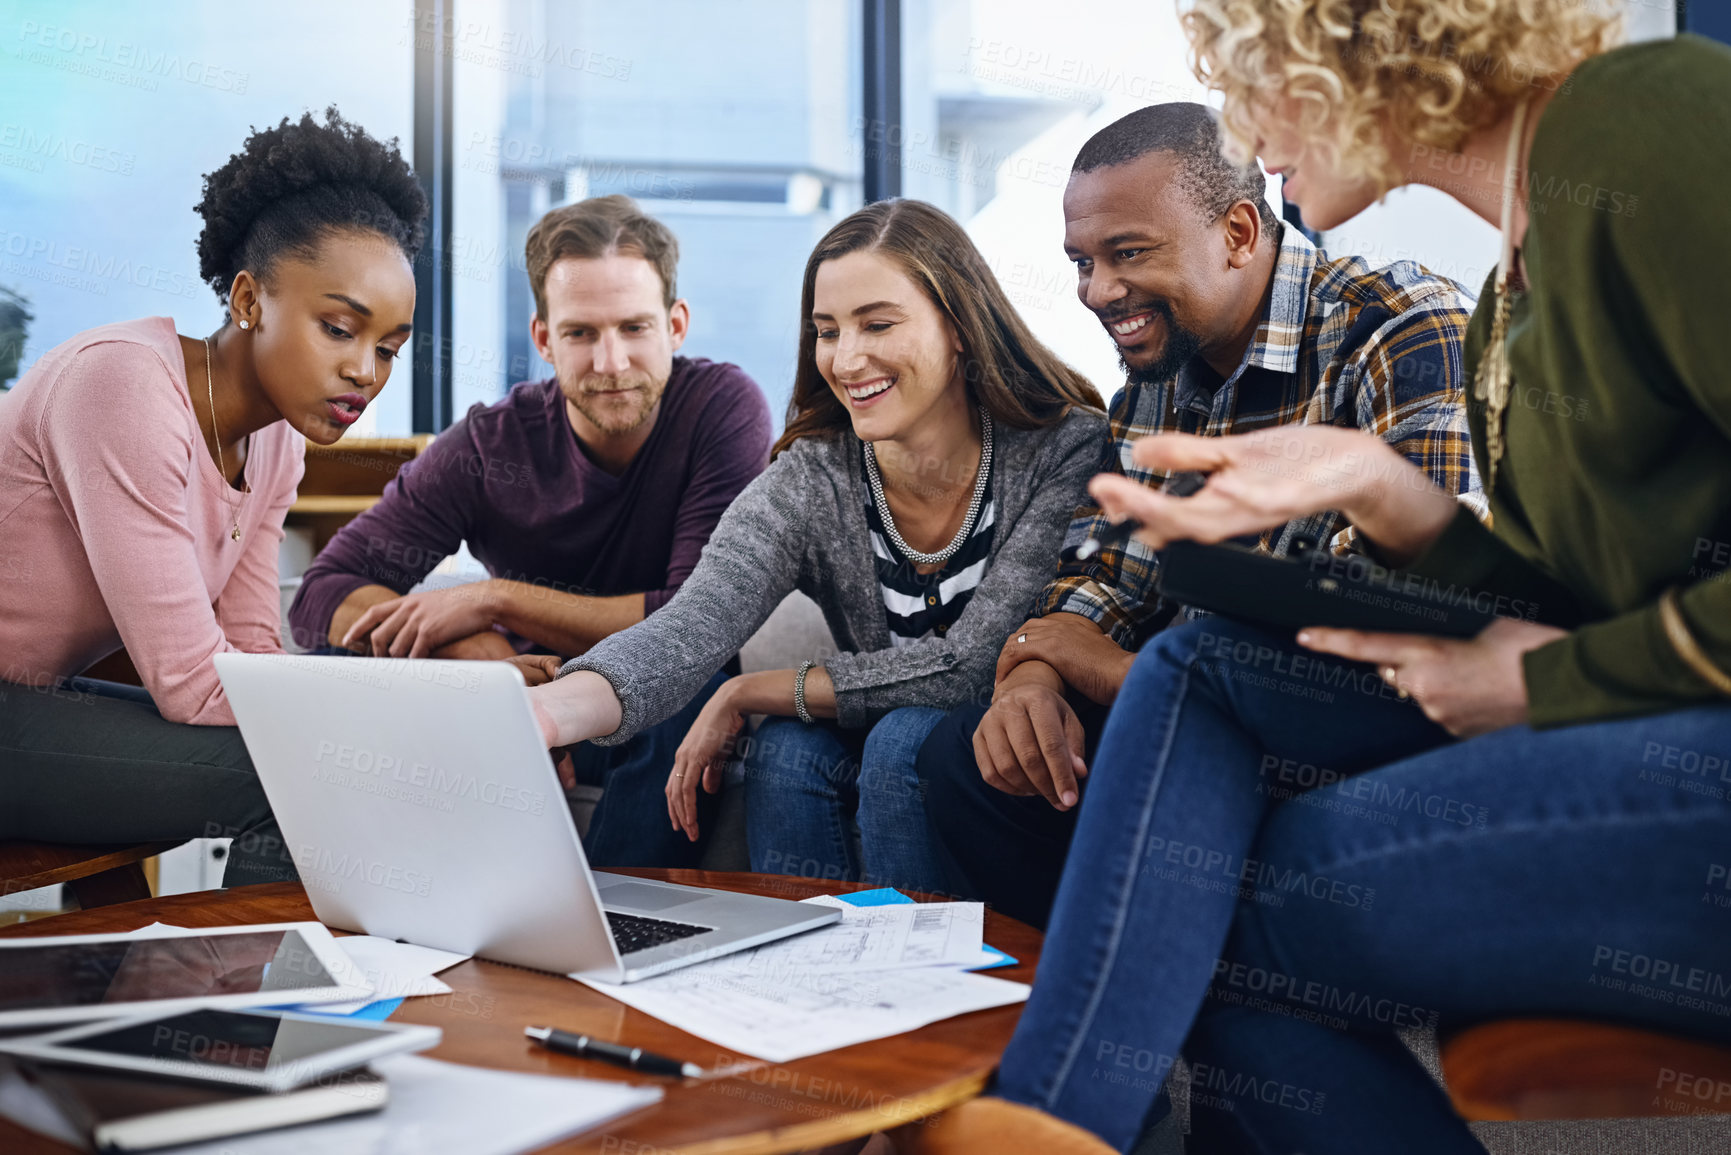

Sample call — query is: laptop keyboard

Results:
[605,910,713,955]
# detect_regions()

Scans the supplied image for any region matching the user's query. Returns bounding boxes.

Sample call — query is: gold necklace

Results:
[203,336,244,542]
[1472,98,1530,494]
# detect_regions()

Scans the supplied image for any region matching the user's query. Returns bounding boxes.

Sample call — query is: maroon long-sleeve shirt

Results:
[288,357,771,651]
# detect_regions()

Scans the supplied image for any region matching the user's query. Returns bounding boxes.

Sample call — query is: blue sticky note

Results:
[339,998,405,1021]
[832,889,1015,970]
[837,887,916,907]
[291,997,404,1021]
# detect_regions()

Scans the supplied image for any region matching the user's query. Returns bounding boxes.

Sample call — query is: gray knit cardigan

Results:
[557,407,1108,743]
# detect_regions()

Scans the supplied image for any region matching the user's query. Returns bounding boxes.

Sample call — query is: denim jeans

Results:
[572,669,728,868]
[743,707,949,893]
[994,616,1731,1152]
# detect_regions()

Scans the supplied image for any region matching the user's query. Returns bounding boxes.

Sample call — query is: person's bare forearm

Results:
[994,658,1067,700]
[996,614,1135,705]
[490,581,646,656]
[528,670,626,746]
[1339,454,1460,567]
[329,584,401,650]
[1105,428,1462,571]
[431,631,518,661]
[720,666,838,719]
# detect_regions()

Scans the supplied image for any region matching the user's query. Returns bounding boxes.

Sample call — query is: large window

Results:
[897,0,1232,395]
[898,0,1672,396]
[2,0,1676,428]
[0,1,414,430]
[446,0,863,425]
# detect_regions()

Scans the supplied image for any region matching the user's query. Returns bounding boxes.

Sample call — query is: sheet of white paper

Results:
[119,921,205,937]
[578,963,1029,1063]
[304,976,451,1016]
[944,947,1004,969]
[700,897,985,979]
[337,936,470,981]
[296,936,470,1011]
[103,1056,656,1155]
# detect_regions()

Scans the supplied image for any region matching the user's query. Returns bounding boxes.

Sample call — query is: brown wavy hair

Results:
[1182,0,1622,192]
[772,199,1103,458]
[524,194,679,318]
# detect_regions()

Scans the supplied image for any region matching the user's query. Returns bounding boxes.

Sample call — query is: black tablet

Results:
[1156,540,1504,638]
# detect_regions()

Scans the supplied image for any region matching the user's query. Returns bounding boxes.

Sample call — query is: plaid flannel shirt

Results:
[1035,225,1484,649]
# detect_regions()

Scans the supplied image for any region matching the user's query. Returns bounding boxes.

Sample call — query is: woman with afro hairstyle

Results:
[0,107,426,887]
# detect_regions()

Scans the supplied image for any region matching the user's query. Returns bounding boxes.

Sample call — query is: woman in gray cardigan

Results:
[528,199,1106,891]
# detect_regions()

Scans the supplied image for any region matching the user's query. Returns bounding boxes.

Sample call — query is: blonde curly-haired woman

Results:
[903,5,1731,1153]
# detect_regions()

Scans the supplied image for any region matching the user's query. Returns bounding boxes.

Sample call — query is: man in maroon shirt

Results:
[289,195,772,866]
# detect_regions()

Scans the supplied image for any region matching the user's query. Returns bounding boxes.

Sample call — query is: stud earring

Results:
[238,319,250,330]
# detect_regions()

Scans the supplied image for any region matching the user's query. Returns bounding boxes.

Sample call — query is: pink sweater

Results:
[0,317,304,725]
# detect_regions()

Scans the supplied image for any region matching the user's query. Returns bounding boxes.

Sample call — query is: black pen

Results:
[524,1025,704,1078]
[1075,471,1208,560]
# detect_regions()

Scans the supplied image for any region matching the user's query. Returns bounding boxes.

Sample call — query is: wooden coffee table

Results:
[0,869,1043,1154]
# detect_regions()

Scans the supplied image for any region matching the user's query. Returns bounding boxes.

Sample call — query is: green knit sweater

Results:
[1407,34,1731,728]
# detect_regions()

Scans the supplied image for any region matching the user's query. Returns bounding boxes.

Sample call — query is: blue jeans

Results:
[743,707,949,893]
[572,669,728,868]
[996,616,1731,1152]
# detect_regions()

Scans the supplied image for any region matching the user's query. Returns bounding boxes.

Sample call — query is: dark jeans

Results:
[994,616,1731,1152]
[572,669,728,868]
[918,698,1109,929]
[0,677,295,887]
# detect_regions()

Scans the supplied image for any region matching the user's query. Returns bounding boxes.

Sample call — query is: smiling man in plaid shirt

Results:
[916,103,1481,928]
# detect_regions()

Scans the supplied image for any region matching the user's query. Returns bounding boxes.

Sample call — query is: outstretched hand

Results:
[1089,426,1458,565]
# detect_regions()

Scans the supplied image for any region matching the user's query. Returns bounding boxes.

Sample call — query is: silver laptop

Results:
[214,653,839,983]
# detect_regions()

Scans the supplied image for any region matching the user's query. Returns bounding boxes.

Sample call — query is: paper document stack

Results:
[580,894,1030,1062]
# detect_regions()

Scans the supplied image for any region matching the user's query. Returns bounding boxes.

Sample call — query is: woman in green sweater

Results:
[928,5,1731,1152]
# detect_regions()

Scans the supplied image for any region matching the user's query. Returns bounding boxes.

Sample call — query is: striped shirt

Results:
[1034,224,1484,649]
[865,448,997,646]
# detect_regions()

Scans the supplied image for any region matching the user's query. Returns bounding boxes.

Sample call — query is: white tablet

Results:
[0,1007,441,1092]
[0,922,374,1029]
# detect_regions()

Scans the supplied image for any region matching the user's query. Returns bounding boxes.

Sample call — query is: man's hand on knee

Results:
[995,613,1135,707]
[973,671,1087,810]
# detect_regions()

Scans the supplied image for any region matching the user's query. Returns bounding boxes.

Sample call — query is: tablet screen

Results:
[0,930,339,1011]
[60,1009,371,1074]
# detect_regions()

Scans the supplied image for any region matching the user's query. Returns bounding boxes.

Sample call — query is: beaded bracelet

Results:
[794,659,817,724]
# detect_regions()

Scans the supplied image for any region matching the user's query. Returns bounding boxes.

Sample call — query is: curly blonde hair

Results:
[1182,0,1623,190]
